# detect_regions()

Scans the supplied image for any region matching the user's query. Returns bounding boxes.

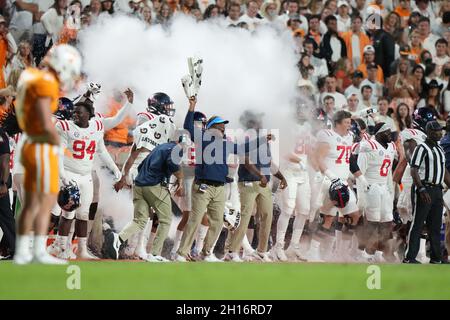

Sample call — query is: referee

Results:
[405,121,450,264]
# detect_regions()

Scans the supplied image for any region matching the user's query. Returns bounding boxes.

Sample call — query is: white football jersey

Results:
[56,118,106,175]
[400,128,427,184]
[357,139,398,185]
[283,122,314,176]
[131,113,176,169]
[317,129,353,180]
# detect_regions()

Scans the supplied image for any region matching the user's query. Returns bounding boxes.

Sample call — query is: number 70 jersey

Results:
[317,129,354,180]
[56,118,105,175]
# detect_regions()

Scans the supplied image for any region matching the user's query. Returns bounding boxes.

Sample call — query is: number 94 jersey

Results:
[56,118,105,175]
[317,129,353,180]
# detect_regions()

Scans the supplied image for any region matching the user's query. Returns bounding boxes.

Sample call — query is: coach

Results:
[176,97,271,262]
[405,121,450,264]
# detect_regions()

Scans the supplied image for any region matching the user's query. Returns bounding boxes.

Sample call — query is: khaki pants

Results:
[177,183,226,257]
[119,185,172,256]
[229,182,273,253]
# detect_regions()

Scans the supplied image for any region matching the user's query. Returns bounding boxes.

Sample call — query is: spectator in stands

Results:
[101,0,115,15]
[374,97,396,133]
[394,102,412,131]
[180,0,200,14]
[104,91,135,148]
[433,38,450,75]
[334,57,352,92]
[341,15,371,70]
[239,0,262,31]
[321,74,346,109]
[260,0,278,24]
[0,15,17,89]
[319,14,346,73]
[6,40,34,82]
[368,14,395,80]
[140,5,153,25]
[358,45,384,84]
[203,4,219,20]
[303,38,328,81]
[344,70,364,100]
[336,0,350,33]
[417,79,444,119]
[155,1,173,26]
[387,57,418,103]
[419,16,440,58]
[8,0,38,43]
[361,63,383,104]
[41,0,68,48]
[305,14,321,47]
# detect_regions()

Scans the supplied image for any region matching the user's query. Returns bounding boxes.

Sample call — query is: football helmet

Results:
[57,182,81,212]
[147,92,175,117]
[43,44,82,92]
[329,179,350,209]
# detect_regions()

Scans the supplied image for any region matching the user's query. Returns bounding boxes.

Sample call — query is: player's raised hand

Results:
[124,88,134,104]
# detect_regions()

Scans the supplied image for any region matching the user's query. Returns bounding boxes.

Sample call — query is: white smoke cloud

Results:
[78,14,301,151]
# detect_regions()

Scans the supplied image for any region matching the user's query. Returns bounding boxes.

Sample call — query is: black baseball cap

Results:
[353,70,364,78]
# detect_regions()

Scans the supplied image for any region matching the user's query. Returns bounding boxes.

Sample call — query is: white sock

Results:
[15,235,31,257]
[419,238,427,256]
[194,224,209,252]
[135,231,147,254]
[172,230,183,254]
[276,212,290,247]
[290,214,307,246]
[33,235,48,256]
[78,237,87,254]
[241,234,254,254]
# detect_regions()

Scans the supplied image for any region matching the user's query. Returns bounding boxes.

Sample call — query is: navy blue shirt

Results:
[238,136,272,182]
[184,111,264,183]
[135,142,182,187]
[440,133,450,170]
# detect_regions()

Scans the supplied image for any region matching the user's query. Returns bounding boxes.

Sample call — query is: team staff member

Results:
[226,113,287,262]
[106,138,184,262]
[13,44,82,265]
[0,126,14,259]
[405,121,450,264]
[176,97,272,262]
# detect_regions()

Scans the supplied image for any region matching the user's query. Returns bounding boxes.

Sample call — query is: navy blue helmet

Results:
[57,182,81,212]
[329,179,350,208]
[55,97,74,120]
[147,92,175,117]
[413,107,435,131]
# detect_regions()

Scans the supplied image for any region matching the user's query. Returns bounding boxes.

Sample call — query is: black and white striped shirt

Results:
[410,140,446,185]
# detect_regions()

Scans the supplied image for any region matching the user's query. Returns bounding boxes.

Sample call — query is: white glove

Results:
[298,160,306,171]
[181,74,197,98]
[356,175,370,192]
[188,56,203,92]
[314,171,323,183]
[86,82,101,99]
[113,167,122,182]
[324,169,338,181]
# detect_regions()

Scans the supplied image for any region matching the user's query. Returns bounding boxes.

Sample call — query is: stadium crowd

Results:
[0,0,450,264]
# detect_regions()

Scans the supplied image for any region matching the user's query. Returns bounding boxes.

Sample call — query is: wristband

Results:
[418,186,427,193]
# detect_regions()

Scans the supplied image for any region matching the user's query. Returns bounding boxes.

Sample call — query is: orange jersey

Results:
[15,68,60,137]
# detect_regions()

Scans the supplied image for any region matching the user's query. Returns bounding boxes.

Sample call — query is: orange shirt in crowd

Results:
[358,63,385,84]
[104,99,135,145]
[58,23,78,45]
[340,31,371,67]
[0,36,8,89]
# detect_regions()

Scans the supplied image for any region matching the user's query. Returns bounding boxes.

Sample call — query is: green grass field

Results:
[0,261,449,300]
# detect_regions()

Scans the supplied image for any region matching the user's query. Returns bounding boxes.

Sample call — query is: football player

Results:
[113,92,176,261]
[273,104,313,261]
[50,101,121,260]
[351,122,398,262]
[13,44,82,265]
[305,110,361,262]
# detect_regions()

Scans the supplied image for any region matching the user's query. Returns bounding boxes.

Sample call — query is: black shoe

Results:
[104,231,121,260]
[430,260,450,264]
[402,258,421,264]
